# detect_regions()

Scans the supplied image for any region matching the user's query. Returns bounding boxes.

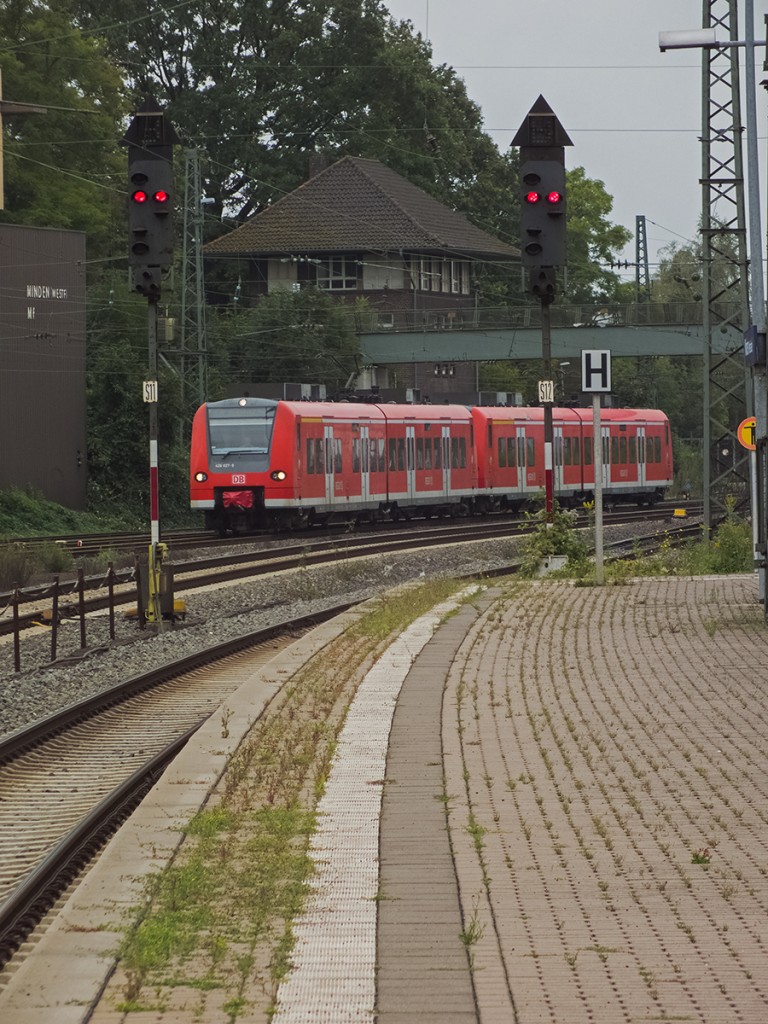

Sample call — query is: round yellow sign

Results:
[737,416,757,451]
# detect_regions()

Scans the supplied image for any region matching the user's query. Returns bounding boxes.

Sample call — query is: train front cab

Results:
[190,397,280,533]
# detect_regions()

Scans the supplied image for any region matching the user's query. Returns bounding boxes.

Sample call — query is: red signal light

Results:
[524,190,541,204]
[131,189,149,204]
[153,190,170,204]
[546,190,563,204]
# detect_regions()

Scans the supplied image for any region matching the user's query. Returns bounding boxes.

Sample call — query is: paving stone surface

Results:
[433,575,768,1023]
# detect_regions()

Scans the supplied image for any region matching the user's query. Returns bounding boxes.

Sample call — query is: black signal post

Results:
[120,97,180,626]
[512,96,573,521]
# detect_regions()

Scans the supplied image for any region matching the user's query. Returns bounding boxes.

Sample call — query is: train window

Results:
[326,438,332,471]
[407,437,414,470]
[451,437,459,469]
[362,440,369,473]
[629,437,637,464]
[526,438,535,466]
[611,437,619,464]
[434,437,442,469]
[378,438,386,472]
[564,437,572,466]
[316,439,324,473]
[583,437,592,465]
[507,437,516,467]
[619,436,627,464]
[334,438,343,473]
[654,436,661,463]
[397,438,406,471]
[307,439,315,474]
[603,436,609,466]
[208,405,275,455]
[389,439,397,471]
[425,439,433,469]
[488,423,493,448]
[352,438,360,473]
[368,439,376,472]
[573,437,580,465]
[459,437,467,468]
[416,437,424,470]
[554,435,562,466]
[518,436,525,466]
[498,436,507,468]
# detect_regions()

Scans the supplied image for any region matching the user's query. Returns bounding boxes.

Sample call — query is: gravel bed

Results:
[0,537,520,738]
[0,523,646,739]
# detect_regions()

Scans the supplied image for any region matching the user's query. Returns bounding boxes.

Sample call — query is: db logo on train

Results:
[737,416,757,451]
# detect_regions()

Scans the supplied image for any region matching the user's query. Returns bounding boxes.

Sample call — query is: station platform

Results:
[2,573,768,1023]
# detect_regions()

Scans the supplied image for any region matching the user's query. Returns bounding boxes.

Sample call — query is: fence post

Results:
[77,568,86,649]
[50,576,60,662]
[107,563,116,641]
[135,557,145,630]
[12,588,20,673]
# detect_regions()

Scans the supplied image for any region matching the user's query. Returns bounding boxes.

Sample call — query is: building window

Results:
[316,257,357,291]
[417,256,471,294]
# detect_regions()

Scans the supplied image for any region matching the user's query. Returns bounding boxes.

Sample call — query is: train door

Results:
[637,426,647,488]
[553,424,565,493]
[324,424,337,506]
[441,425,451,495]
[600,424,611,491]
[360,425,371,503]
[406,425,416,501]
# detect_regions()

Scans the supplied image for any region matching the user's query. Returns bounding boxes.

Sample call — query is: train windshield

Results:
[208,405,275,456]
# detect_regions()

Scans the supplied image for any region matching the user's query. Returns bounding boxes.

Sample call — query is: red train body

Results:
[190,397,674,533]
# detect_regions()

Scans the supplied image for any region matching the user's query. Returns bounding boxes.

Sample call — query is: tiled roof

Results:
[204,156,517,260]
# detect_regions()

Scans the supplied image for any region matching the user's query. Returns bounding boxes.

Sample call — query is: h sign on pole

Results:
[581,349,611,586]
[582,349,612,393]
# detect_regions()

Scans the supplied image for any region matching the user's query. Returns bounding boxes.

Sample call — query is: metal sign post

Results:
[582,349,612,585]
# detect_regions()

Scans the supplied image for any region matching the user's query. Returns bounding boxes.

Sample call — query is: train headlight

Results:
[270,470,287,481]
[194,471,208,482]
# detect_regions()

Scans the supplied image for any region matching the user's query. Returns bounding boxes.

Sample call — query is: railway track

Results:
[0,604,355,970]
[2,500,701,560]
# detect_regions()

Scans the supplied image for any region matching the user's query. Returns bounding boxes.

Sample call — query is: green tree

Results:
[563,167,632,303]
[71,0,502,225]
[0,0,127,261]
[209,288,362,396]
[86,273,188,522]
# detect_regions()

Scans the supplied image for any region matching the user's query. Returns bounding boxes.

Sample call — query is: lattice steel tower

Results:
[180,148,208,415]
[700,0,751,529]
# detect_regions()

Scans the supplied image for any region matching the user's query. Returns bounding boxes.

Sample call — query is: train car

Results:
[471,406,673,509]
[190,397,477,532]
[378,404,476,519]
[191,397,673,532]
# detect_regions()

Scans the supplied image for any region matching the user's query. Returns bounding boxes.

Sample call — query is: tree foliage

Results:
[208,288,363,397]
[0,0,127,257]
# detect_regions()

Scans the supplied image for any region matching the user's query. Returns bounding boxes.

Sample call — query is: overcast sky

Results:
[382,0,768,283]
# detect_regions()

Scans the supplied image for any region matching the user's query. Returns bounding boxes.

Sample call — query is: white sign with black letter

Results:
[581,349,612,393]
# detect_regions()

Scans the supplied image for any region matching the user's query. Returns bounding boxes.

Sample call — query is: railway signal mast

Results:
[121,98,180,627]
[512,97,573,522]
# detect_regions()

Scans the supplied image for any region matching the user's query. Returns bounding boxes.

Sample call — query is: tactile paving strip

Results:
[272,588,476,1023]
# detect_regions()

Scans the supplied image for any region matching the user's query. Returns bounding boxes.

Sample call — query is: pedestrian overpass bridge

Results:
[354,301,744,364]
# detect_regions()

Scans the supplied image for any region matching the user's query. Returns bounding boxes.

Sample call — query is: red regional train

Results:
[190,397,674,533]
